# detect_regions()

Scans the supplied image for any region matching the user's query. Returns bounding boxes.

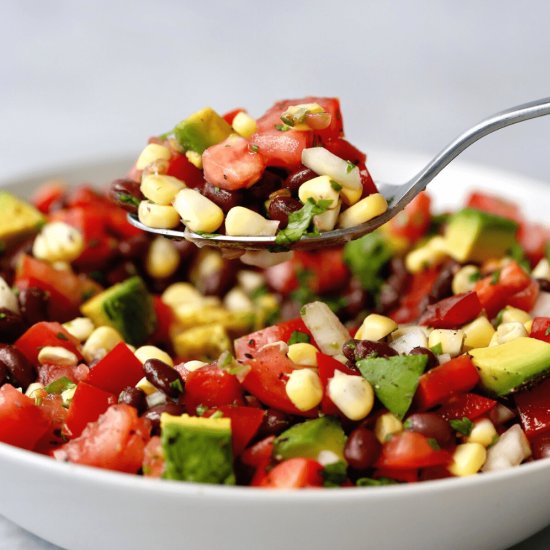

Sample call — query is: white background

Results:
[0,1,549,548]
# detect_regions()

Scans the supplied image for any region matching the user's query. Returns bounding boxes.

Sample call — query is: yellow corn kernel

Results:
[162,282,205,308]
[285,368,323,411]
[223,287,253,312]
[327,370,374,421]
[140,174,185,206]
[134,345,174,367]
[145,237,180,279]
[452,265,481,295]
[494,322,528,345]
[375,412,403,443]
[355,314,397,342]
[136,377,158,395]
[232,111,257,138]
[428,329,464,357]
[135,144,172,170]
[298,175,340,209]
[449,443,487,476]
[37,346,78,367]
[462,317,495,350]
[183,360,208,372]
[62,317,95,342]
[405,236,449,274]
[532,258,550,280]
[185,150,203,169]
[225,207,279,236]
[287,343,319,367]
[82,326,123,363]
[525,319,534,334]
[313,201,340,231]
[138,200,180,229]
[501,306,532,325]
[340,185,362,206]
[467,418,498,448]
[173,188,224,234]
[237,270,266,295]
[32,222,84,263]
[337,193,388,229]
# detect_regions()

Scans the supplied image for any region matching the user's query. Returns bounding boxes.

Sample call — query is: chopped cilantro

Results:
[545,326,550,337]
[275,123,291,132]
[346,161,355,174]
[507,241,531,272]
[330,180,343,192]
[321,461,348,487]
[356,477,398,487]
[0,312,6,319]
[169,379,184,394]
[56,332,69,341]
[429,343,443,355]
[196,404,208,417]
[44,377,76,395]
[427,438,441,450]
[210,410,224,419]
[279,115,295,127]
[468,271,482,283]
[449,417,474,436]
[288,331,311,345]
[81,289,95,302]
[117,193,141,207]
[250,285,269,300]
[249,144,259,153]
[489,434,500,447]
[194,231,221,239]
[490,269,501,285]
[495,309,505,327]
[274,198,332,247]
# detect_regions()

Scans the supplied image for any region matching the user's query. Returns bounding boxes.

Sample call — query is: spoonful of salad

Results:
[119,96,550,252]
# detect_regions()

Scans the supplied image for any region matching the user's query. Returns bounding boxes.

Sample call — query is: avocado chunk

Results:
[160,413,235,485]
[469,337,550,396]
[0,192,44,245]
[357,354,427,419]
[444,208,517,263]
[174,107,232,154]
[273,417,347,462]
[81,276,156,346]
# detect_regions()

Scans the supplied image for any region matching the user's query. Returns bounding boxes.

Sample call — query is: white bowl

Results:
[0,151,549,550]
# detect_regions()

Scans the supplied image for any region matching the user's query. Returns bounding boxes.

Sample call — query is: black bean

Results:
[0,363,9,386]
[341,282,367,320]
[143,358,184,398]
[118,386,147,414]
[532,432,550,460]
[107,261,138,286]
[248,168,284,201]
[0,308,26,342]
[267,196,303,228]
[409,346,439,370]
[143,402,186,435]
[18,287,49,325]
[344,426,381,471]
[202,182,244,212]
[0,344,37,391]
[258,409,292,437]
[354,340,398,361]
[283,167,317,193]
[200,261,238,297]
[428,262,458,304]
[404,413,453,446]
[536,278,550,293]
[118,235,150,260]
[109,178,143,214]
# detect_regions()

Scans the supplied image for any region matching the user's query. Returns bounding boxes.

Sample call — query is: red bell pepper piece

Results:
[241,435,275,469]
[32,182,66,213]
[84,342,144,395]
[466,192,522,223]
[373,467,419,483]
[418,291,483,329]
[514,378,550,438]
[150,296,175,347]
[531,317,550,343]
[415,355,480,410]
[507,280,540,312]
[165,153,204,188]
[65,382,116,438]
[387,192,432,243]
[437,392,497,421]
[259,458,324,489]
[518,221,550,266]
[317,352,358,415]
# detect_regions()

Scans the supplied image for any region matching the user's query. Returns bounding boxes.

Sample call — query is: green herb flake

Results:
[56,332,69,341]
[288,331,311,345]
[330,180,343,192]
[118,193,141,207]
[275,199,332,247]
[249,144,259,154]
[468,271,482,283]
[490,269,501,285]
[196,404,208,417]
[427,438,441,450]
[0,312,6,319]
[169,379,184,394]
[346,161,355,174]
[275,123,291,132]
[545,326,550,337]
[44,377,76,395]
[429,343,443,355]
[210,410,224,420]
[356,477,398,487]
[449,417,474,436]
[321,461,348,488]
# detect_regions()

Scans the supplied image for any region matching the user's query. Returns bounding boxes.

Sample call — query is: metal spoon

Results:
[128,96,550,251]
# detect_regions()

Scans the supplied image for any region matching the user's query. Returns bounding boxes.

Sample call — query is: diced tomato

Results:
[142,436,164,478]
[84,342,145,395]
[32,182,66,213]
[508,279,540,312]
[375,432,452,470]
[0,384,50,450]
[373,467,419,483]
[419,465,452,482]
[466,192,522,223]
[359,166,378,196]
[185,364,244,414]
[105,207,143,239]
[35,394,69,452]
[514,378,550,438]
[418,292,483,329]
[202,136,266,191]
[55,404,151,473]
[65,186,108,209]
[234,318,312,361]
[322,138,366,165]
[222,108,245,125]
[531,317,550,343]
[415,355,480,410]
[150,296,175,347]
[37,363,89,386]
[250,130,311,169]
[517,222,550,266]
[437,393,497,421]
[241,435,275,469]
[259,458,323,489]
[316,352,358,415]
[387,192,432,242]
[65,382,117,438]
[166,152,205,189]
[15,321,82,366]
[241,346,317,416]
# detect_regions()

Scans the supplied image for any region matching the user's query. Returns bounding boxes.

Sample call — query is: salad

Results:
[114,97,385,250]
[1,113,550,490]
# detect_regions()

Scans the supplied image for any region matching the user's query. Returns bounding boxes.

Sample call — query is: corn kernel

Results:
[355,314,397,342]
[532,258,550,280]
[237,270,266,295]
[135,345,174,367]
[298,175,340,209]
[327,370,374,421]
[313,201,341,231]
[501,306,531,325]
[223,287,253,312]
[82,326,123,363]
[525,319,533,334]
[140,174,185,205]
[494,322,527,345]
[136,376,158,396]
[467,418,498,447]
[452,265,481,294]
[449,443,487,476]
[63,317,95,342]
[173,188,224,234]
[145,237,180,279]
[428,329,464,357]
[285,368,323,411]
[375,412,403,443]
[138,200,180,229]
[183,360,208,372]
[135,144,172,170]
[287,343,319,367]
[405,236,449,274]
[162,282,205,308]
[340,185,362,206]
[462,316,495,350]
[225,207,279,236]
[33,222,84,263]
[232,111,257,138]
[37,346,78,366]
[185,150,203,169]
[338,193,388,229]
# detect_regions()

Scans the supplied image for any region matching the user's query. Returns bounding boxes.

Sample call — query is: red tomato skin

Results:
[388,192,432,242]
[55,404,151,474]
[35,394,69,452]
[150,296,175,348]
[375,432,452,470]
[373,467,419,483]
[241,435,275,468]
[0,384,50,450]
[222,108,245,125]
[185,364,244,414]
[250,130,311,169]
[142,436,164,478]
[260,458,323,489]
[37,363,89,386]
[466,192,522,223]
[15,321,82,366]
[415,355,480,410]
[65,382,117,438]
[418,292,483,329]
[507,280,539,312]
[531,317,550,343]
[317,352,358,415]
[517,222,550,266]
[514,378,550,438]
[323,138,366,165]
[437,393,497,421]
[84,342,144,395]
[32,182,66,213]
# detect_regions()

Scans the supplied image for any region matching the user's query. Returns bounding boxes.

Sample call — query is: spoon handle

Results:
[405,96,550,199]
